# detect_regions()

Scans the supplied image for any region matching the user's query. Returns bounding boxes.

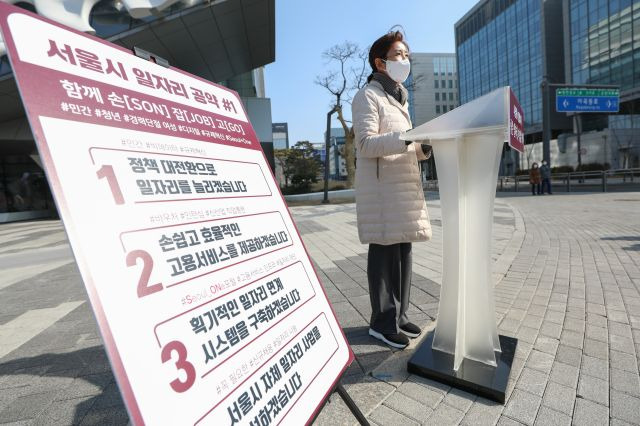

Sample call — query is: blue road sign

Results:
[556,88,620,113]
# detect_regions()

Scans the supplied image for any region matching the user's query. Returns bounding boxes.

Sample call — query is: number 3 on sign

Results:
[161,341,196,393]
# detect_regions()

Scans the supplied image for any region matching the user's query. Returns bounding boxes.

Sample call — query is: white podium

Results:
[402,87,524,403]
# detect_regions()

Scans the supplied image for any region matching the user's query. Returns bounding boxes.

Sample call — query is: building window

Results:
[441,80,445,87]
[443,105,448,113]
[448,80,453,88]
[449,92,454,101]
[435,93,440,101]
[442,92,447,100]
[436,105,441,114]
[435,80,439,88]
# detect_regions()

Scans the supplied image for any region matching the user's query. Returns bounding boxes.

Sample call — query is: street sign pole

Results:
[575,114,582,171]
[541,78,551,165]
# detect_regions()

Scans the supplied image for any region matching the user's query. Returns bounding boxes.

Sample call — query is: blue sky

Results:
[264,0,480,145]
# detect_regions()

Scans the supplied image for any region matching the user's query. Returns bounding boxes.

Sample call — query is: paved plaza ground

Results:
[0,192,639,425]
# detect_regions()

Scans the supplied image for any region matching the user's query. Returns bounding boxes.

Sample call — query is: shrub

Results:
[551,165,574,173]
[575,162,610,172]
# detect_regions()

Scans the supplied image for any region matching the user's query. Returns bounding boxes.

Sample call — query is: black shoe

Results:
[400,322,422,338]
[369,328,409,349]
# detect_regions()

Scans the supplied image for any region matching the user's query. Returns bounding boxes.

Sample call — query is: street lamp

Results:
[323,105,339,204]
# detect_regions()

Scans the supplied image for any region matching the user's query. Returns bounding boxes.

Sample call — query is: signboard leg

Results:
[335,383,370,426]
[310,379,370,426]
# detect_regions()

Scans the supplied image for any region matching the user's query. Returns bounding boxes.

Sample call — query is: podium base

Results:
[407,333,518,404]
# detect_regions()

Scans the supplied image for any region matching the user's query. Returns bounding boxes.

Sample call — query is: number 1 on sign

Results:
[96,165,124,205]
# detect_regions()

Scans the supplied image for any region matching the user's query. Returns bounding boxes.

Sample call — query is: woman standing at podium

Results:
[352,31,432,349]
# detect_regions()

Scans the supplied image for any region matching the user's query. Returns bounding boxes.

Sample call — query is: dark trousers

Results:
[367,242,412,334]
[531,183,541,195]
[542,178,552,194]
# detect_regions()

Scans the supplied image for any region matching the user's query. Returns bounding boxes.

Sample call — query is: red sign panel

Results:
[507,88,525,153]
[0,4,353,425]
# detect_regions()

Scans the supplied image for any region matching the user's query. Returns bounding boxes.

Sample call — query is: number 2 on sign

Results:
[126,250,163,297]
[96,165,124,204]
[161,341,196,392]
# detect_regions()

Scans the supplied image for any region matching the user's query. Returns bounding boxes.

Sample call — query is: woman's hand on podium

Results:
[420,143,432,158]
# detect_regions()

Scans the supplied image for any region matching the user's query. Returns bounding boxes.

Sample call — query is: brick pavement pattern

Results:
[0,192,639,425]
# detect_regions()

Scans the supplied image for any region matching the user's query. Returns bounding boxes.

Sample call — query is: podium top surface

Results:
[402,86,512,142]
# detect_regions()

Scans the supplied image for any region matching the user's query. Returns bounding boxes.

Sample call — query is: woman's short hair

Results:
[368,31,409,74]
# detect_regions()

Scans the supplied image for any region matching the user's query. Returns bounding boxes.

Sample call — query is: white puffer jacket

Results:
[352,80,432,245]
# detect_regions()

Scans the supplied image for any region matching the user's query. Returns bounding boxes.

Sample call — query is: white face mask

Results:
[384,58,411,83]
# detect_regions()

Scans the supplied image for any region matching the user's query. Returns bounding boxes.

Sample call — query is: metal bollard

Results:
[515,177,518,192]
[567,173,571,192]
[602,171,607,192]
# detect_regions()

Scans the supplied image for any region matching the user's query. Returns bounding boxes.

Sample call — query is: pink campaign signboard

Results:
[507,88,525,153]
[0,4,353,425]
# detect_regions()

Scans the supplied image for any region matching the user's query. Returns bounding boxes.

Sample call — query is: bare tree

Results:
[316,41,425,188]
[315,42,363,187]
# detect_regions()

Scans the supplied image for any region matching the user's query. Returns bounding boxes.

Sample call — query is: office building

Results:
[456,0,566,137]
[408,53,460,126]
[564,0,639,169]
[272,122,289,149]
[324,127,347,180]
[0,0,275,222]
[456,0,639,171]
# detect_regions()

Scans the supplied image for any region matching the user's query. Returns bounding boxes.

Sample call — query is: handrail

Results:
[423,168,640,192]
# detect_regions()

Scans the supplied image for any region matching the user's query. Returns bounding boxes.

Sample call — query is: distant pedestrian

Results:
[7,172,32,210]
[529,163,541,195]
[353,30,432,350]
[540,160,552,194]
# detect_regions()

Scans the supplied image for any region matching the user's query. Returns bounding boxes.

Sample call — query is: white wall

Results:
[519,128,640,169]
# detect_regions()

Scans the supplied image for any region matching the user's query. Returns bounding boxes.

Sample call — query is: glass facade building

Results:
[0,0,275,222]
[458,0,640,128]
[456,0,543,130]
[568,0,639,89]
[457,0,640,170]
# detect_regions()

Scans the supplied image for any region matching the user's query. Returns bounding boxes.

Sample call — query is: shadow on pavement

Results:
[601,236,640,251]
[342,326,398,377]
[0,346,127,425]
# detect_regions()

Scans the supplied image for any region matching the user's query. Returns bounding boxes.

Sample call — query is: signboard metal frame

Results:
[0,4,355,425]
